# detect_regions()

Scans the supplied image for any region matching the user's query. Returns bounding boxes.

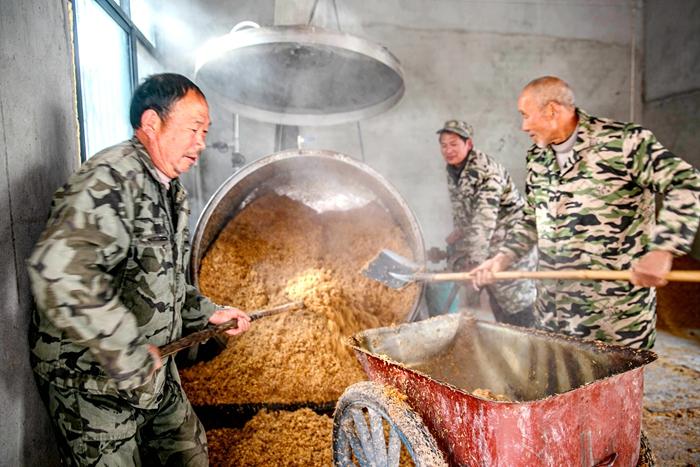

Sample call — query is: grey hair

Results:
[523,76,576,110]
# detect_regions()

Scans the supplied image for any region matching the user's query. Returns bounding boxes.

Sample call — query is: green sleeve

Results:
[27,166,155,390]
[453,174,504,264]
[631,129,700,255]
[500,161,538,261]
[181,284,219,334]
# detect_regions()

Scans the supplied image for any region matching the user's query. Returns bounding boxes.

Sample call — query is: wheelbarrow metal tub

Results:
[346,313,657,466]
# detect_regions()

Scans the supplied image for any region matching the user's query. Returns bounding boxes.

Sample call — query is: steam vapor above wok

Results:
[194,24,405,126]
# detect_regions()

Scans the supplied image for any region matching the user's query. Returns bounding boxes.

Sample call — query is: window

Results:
[130,0,157,45]
[72,0,162,160]
[136,40,163,83]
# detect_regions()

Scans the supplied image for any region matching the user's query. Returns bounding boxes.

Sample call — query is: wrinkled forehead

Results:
[518,90,539,112]
[170,91,210,123]
[439,131,463,143]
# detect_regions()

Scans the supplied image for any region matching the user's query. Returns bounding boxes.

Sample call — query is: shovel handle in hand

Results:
[413,270,700,283]
[158,301,303,358]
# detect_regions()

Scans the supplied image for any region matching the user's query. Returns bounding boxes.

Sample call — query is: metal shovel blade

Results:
[362,249,422,289]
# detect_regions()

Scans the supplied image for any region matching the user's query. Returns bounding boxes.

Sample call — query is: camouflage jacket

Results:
[447,149,536,312]
[27,137,218,408]
[501,109,700,348]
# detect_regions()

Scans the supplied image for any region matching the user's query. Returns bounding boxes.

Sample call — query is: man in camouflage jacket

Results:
[473,76,700,349]
[434,120,536,326]
[27,74,250,465]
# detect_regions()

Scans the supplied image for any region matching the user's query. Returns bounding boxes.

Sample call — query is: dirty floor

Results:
[643,330,700,466]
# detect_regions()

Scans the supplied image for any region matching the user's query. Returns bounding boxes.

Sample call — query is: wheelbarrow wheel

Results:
[333,381,447,467]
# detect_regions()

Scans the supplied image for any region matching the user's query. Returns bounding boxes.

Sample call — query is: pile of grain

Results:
[471,388,510,402]
[207,408,333,467]
[181,192,417,404]
[206,407,418,467]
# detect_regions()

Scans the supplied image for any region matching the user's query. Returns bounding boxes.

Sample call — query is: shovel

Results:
[362,249,700,289]
[159,301,303,358]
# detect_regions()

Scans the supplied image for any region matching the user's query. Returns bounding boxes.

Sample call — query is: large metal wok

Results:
[186,149,426,427]
[190,148,425,320]
[333,313,657,466]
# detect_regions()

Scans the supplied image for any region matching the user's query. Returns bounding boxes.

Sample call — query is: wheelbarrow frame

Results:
[333,314,657,466]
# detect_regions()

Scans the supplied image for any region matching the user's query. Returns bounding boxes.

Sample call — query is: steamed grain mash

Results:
[206,407,418,467]
[180,192,417,405]
[206,409,333,467]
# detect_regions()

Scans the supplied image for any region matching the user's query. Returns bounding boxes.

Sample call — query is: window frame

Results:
[71,0,158,161]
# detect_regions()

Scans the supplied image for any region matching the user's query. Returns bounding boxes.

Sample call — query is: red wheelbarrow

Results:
[332,313,657,466]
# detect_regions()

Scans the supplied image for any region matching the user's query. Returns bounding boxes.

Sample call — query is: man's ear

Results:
[140,109,161,137]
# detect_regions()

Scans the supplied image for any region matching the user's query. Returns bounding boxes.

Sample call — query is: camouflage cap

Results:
[436,120,474,139]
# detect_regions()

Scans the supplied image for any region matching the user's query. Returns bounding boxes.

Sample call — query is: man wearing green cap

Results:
[431,120,536,326]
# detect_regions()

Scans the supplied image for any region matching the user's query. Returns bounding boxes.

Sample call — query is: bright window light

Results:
[136,41,164,84]
[130,0,157,46]
[75,0,132,158]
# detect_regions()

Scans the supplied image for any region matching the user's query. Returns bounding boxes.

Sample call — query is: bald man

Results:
[473,76,700,349]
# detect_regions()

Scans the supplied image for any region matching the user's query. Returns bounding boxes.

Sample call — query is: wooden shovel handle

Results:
[158,301,302,358]
[414,270,700,282]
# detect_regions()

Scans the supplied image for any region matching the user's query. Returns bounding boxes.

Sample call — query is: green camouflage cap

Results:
[437,120,473,139]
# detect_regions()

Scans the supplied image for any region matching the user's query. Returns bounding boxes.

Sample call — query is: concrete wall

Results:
[0,1,78,465]
[642,0,700,167]
[642,0,700,256]
[183,0,644,249]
